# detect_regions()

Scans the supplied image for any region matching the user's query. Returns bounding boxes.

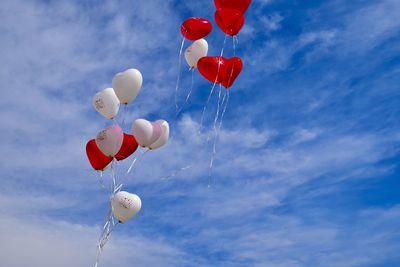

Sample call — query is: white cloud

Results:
[206,206,400,267]
[291,128,322,144]
[339,0,400,54]
[260,13,284,32]
[0,215,187,267]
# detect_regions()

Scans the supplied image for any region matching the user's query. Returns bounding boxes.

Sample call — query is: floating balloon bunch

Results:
[85,1,252,265]
[86,69,169,267]
[176,0,252,184]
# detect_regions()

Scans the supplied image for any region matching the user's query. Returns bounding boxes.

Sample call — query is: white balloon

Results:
[112,191,142,223]
[132,119,162,147]
[95,124,123,157]
[149,120,169,150]
[112,69,143,104]
[92,88,120,119]
[185,39,208,68]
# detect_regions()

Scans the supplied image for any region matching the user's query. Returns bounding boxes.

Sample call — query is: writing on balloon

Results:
[97,130,107,141]
[95,98,105,109]
[120,197,133,209]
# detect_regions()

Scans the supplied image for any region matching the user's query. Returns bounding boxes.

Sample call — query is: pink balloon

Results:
[96,124,124,157]
[150,122,163,145]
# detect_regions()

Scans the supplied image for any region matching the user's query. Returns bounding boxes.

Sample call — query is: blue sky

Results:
[0,0,400,266]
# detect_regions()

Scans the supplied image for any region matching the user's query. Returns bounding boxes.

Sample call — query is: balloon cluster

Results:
[180,0,252,89]
[87,2,253,265]
[86,69,169,223]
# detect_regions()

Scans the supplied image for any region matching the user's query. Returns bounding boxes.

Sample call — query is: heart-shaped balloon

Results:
[181,17,212,41]
[92,88,120,119]
[112,69,143,105]
[112,191,142,223]
[132,119,163,148]
[197,56,226,84]
[185,39,209,68]
[95,124,124,157]
[214,0,252,14]
[215,8,245,36]
[221,56,243,88]
[149,120,170,150]
[114,133,138,161]
[86,139,113,171]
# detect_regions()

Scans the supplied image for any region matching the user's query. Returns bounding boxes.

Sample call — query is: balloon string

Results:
[208,89,229,187]
[160,165,192,180]
[127,148,149,174]
[95,202,118,267]
[225,58,236,89]
[214,34,228,84]
[220,34,228,59]
[110,160,115,192]
[177,67,195,116]
[208,87,224,187]
[206,87,227,145]
[175,37,186,114]
[233,35,239,56]
[226,36,238,89]
[199,34,228,133]
[98,171,106,189]
[218,90,230,131]
[95,160,121,267]
[199,82,216,133]
[121,104,127,129]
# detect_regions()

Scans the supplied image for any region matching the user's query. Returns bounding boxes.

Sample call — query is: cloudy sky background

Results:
[1,0,400,266]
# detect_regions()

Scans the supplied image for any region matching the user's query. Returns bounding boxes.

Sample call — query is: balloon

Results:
[214,0,252,14]
[115,133,138,161]
[149,120,169,150]
[112,191,142,223]
[221,56,243,88]
[198,56,243,88]
[112,69,143,105]
[86,139,113,171]
[197,56,226,84]
[92,88,120,119]
[185,39,208,68]
[132,119,163,148]
[181,17,212,41]
[95,124,124,157]
[215,8,245,36]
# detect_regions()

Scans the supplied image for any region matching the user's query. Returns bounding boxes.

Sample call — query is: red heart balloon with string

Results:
[221,57,243,88]
[115,133,138,161]
[198,56,226,84]
[214,0,252,14]
[181,17,213,41]
[86,139,113,171]
[215,8,245,36]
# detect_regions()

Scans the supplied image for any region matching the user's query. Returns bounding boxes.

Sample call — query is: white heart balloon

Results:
[132,119,162,148]
[185,39,208,68]
[149,120,169,150]
[95,124,123,157]
[92,88,120,119]
[112,191,142,223]
[112,69,143,105]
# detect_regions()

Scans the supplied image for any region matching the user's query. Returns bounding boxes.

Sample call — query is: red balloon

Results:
[115,133,138,161]
[198,56,226,84]
[86,139,113,171]
[181,17,212,41]
[215,8,244,36]
[221,57,243,88]
[198,56,243,88]
[214,0,252,14]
